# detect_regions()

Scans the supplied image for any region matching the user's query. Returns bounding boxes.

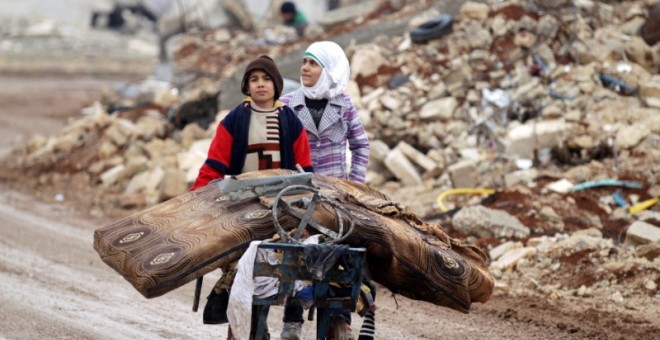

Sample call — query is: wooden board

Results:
[94,169,494,312]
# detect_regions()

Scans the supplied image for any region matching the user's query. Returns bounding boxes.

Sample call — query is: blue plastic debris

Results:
[599,73,638,96]
[612,192,628,208]
[572,179,644,192]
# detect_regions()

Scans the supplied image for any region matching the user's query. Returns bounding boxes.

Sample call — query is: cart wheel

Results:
[272,184,354,244]
[326,316,350,340]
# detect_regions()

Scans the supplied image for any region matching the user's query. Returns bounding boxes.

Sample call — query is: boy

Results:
[191,55,313,190]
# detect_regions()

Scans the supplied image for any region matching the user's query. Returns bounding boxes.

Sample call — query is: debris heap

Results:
[6,0,659,312]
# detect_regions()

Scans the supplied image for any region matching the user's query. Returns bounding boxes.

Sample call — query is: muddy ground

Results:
[0,73,658,340]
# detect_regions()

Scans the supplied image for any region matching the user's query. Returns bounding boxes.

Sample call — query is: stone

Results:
[179,123,208,149]
[635,242,660,261]
[490,247,537,271]
[616,124,651,149]
[351,44,389,80]
[419,97,458,120]
[161,169,187,199]
[460,2,490,21]
[380,96,402,112]
[639,75,660,107]
[119,192,147,209]
[396,141,438,173]
[100,164,125,187]
[178,139,210,184]
[504,169,538,187]
[505,120,573,158]
[384,148,422,186]
[625,37,658,73]
[489,241,523,261]
[447,160,478,188]
[624,221,660,246]
[452,205,531,239]
[368,139,391,163]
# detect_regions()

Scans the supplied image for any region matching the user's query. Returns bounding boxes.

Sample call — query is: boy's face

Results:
[301,57,322,87]
[281,12,294,23]
[248,70,276,107]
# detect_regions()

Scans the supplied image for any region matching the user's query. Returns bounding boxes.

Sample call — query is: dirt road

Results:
[1,76,657,339]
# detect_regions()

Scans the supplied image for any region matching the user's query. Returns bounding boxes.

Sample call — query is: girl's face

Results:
[248,70,275,107]
[301,57,322,87]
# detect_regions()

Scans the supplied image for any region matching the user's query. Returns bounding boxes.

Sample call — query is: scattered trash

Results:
[532,54,548,76]
[616,63,632,73]
[545,178,574,194]
[436,188,496,212]
[515,159,533,170]
[481,88,511,110]
[612,192,628,208]
[572,179,644,192]
[54,193,64,202]
[599,73,638,96]
[409,14,453,44]
[388,74,410,89]
[549,89,575,101]
[628,197,660,215]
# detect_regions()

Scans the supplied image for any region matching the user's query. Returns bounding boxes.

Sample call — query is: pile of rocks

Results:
[9,1,660,294]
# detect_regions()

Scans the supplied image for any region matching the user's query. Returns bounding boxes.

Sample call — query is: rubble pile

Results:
[349,0,660,192]
[168,0,436,90]
[490,226,658,310]
[5,0,659,309]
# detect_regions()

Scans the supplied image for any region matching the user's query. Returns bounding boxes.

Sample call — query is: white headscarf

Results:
[301,41,350,100]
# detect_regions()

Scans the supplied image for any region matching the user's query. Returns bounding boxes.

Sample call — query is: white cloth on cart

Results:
[227,241,279,340]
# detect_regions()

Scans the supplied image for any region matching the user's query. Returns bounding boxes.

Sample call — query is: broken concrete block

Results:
[384,148,422,186]
[396,141,438,173]
[368,139,391,164]
[624,220,660,246]
[119,192,147,209]
[144,166,166,193]
[419,97,458,120]
[505,120,573,158]
[179,139,210,183]
[460,2,490,21]
[53,132,80,153]
[100,164,125,187]
[447,159,478,188]
[380,96,402,112]
[351,44,389,80]
[639,75,660,108]
[505,169,538,187]
[489,241,523,261]
[161,169,187,199]
[490,247,537,271]
[452,205,531,238]
[625,36,658,73]
[635,242,660,261]
[616,123,651,149]
[98,141,119,159]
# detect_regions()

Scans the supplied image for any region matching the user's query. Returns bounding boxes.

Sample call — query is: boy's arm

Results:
[190,122,233,191]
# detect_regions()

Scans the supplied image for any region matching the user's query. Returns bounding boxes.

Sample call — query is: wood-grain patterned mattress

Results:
[93,169,494,313]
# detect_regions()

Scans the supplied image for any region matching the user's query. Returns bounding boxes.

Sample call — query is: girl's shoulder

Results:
[330,93,358,114]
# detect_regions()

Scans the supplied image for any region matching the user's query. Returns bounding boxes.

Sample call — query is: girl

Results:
[280,41,370,184]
